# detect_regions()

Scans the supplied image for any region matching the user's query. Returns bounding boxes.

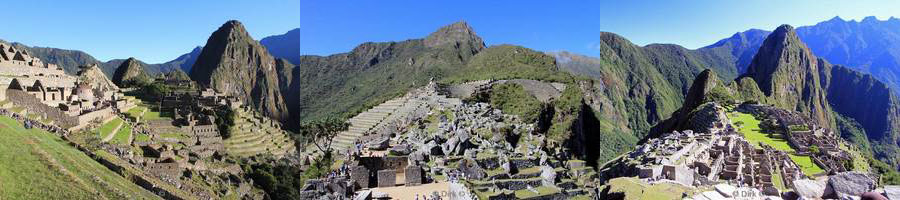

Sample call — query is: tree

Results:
[809,146,820,155]
[299,117,349,157]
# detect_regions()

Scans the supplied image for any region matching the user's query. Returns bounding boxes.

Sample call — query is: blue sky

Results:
[1,0,299,63]
[301,0,900,57]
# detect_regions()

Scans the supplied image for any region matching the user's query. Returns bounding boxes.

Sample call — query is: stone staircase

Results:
[331,97,408,153]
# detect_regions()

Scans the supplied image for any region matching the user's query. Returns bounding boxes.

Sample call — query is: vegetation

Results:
[215,107,236,138]
[486,83,545,123]
[110,124,132,144]
[298,117,349,156]
[97,117,123,139]
[0,116,159,199]
[243,154,332,200]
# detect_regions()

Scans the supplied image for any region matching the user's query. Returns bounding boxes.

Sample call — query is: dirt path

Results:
[371,182,450,200]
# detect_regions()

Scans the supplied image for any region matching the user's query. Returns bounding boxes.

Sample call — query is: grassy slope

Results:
[600,177,694,200]
[0,116,159,199]
[98,117,123,138]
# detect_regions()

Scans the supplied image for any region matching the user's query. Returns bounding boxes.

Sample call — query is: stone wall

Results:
[405,165,423,186]
[377,169,396,187]
[350,166,370,188]
[6,89,77,128]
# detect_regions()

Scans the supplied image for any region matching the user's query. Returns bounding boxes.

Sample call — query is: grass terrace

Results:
[600,177,694,200]
[729,112,825,176]
[110,125,133,145]
[0,116,160,199]
[97,117,124,139]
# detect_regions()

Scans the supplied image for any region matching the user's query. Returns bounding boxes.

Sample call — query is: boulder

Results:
[367,137,390,150]
[793,179,828,198]
[389,144,412,156]
[540,166,556,187]
[829,172,877,198]
[885,185,900,200]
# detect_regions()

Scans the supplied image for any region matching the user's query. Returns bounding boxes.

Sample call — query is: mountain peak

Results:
[424,21,485,50]
[828,16,845,22]
[862,16,879,23]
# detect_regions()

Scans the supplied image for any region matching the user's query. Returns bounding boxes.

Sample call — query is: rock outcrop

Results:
[111,57,150,87]
[76,64,119,91]
[190,20,289,121]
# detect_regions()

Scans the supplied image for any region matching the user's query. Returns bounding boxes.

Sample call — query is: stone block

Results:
[350,166,370,188]
[377,169,396,187]
[405,165,423,186]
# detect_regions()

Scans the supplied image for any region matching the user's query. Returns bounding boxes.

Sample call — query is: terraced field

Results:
[97,117,124,140]
[223,108,296,158]
[729,112,825,176]
[0,116,160,199]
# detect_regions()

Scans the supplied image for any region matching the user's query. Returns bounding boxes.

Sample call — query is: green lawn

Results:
[134,133,151,142]
[97,117,124,139]
[125,106,146,120]
[730,112,825,176]
[600,177,695,200]
[110,124,133,145]
[771,168,787,191]
[0,116,160,199]
[789,155,826,175]
[515,186,560,199]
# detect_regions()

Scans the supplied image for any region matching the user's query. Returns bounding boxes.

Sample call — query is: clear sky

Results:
[301,0,900,57]
[1,0,299,64]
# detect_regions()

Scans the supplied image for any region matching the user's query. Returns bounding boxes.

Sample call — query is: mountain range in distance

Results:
[1,27,300,78]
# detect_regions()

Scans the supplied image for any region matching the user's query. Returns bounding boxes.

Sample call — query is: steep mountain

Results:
[552,31,742,138]
[296,21,485,123]
[190,20,289,121]
[260,28,300,65]
[701,29,770,73]
[111,57,151,87]
[797,16,900,91]
[708,16,900,92]
[740,25,832,127]
[720,25,900,167]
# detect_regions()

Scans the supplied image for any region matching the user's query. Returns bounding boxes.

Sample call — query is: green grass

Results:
[110,124,133,145]
[125,106,146,120]
[0,115,160,199]
[134,133,151,142]
[771,168,787,191]
[97,117,124,139]
[730,112,825,176]
[731,112,792,151]
[600,177,694,200]
[515,186,560,199]
[142,109,163,120]
[789,154,826,175]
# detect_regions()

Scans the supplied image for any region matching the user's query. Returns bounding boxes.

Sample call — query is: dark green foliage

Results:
[868,155,900,185]
[215,108,235,138]
[705,85,736,105]
[298,117,350,156]
[140,82,171,99]
[547,85,584,141]
[488,83,544,123]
